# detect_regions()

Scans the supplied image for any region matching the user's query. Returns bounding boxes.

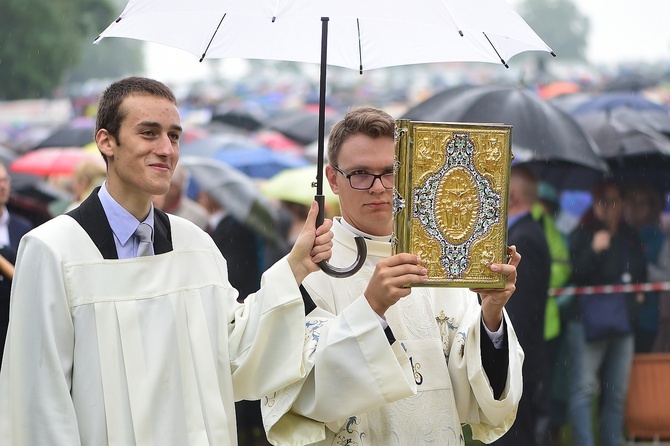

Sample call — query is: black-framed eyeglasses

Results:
[332,165,394,190]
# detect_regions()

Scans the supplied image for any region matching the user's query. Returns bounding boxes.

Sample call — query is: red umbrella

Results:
[538,81,581,100]
[10,147,105,178]
[254,130,303,156]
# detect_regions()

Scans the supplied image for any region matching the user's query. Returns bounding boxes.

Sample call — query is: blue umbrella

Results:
[214,147,309,179]
[571,93,668,115]
[180,134,266,158]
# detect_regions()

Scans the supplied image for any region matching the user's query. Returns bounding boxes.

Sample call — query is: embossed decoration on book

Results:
[412,133,503,279]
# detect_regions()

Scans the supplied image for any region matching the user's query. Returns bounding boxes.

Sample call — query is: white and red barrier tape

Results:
[550,282,670,296]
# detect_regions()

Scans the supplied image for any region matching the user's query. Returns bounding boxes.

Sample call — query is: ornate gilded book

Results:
[393,120,512,288]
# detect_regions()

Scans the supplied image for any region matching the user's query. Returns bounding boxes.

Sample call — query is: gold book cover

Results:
[393,120,512,288]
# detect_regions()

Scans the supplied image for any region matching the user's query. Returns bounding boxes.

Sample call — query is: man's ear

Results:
[96,129,114,159]
[325,165,340,195]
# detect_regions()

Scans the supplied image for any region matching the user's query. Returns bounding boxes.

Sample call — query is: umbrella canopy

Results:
[265,109,341,146]
[211,108,266,132]
[10,172,71,203]
[571,93,669,115]
[549,92,595,114]
[572,109,670,158]
[34,124,95,149]
[96,0,552,71]
[254,130,304,156]
[180,134,267,158]
[570,94,670,192]
[570,94,670,158]
[401,84,608,190]
[538,81,581,100]
[214,147,309,179]
[10,147,106,178]
[602,72,658,93]
[181,125,210,144]
[8,172,73,225]
[179,156,284,245]
[260,165,339,208]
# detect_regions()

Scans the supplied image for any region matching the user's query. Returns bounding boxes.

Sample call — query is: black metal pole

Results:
[315,16,367,278]
[315,17,329,225]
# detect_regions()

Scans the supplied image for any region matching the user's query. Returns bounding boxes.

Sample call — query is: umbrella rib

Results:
[200,13,227,62]
[357,19,363,75]
[482,32,508,68]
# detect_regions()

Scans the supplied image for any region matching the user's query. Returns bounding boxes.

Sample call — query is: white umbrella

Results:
[94,0,552,70]
[95,0,553,277]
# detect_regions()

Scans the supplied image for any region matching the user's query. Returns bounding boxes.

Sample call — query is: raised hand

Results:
[470,245,521,331]
[364,253,428,316]
[287,201,334,284]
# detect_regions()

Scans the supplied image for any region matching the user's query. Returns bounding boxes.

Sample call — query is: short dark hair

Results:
[327,106,394,166]
[95,77,177,162]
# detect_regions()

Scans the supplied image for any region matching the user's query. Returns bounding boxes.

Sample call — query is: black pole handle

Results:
[315,194,367,278]
[313,17,367,278]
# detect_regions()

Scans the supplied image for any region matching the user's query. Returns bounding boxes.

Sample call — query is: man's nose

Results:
[369,176,386,192]
[158,135,177,156]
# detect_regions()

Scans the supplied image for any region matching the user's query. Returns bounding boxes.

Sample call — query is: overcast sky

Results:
[576,0,669,64]
[141,0,670,83]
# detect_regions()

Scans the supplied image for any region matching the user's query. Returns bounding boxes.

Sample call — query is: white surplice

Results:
[262,219,524,445]
[0,214,308,445]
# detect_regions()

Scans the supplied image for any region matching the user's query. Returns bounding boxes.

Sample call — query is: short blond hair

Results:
[327,106,394,166]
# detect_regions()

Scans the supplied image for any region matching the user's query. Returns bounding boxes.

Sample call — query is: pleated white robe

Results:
[0,214,308,445]
[262,219,524,445]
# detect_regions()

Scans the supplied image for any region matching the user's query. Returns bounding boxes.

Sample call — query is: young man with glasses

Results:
[262,106,524,445]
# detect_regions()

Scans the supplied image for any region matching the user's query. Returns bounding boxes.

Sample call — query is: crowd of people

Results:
[0,75,668,446]
[506,171,670,446]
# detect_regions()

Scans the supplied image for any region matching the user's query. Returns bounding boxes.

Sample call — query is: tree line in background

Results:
[0,0,588,101]
[519,0,590,62]
[0,0,142,100]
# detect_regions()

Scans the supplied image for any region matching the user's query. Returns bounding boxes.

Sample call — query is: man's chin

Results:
[361,219,392,237]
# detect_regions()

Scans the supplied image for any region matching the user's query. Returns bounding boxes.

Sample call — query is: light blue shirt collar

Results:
[98,182,154,258]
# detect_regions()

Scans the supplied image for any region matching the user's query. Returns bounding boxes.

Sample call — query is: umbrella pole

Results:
[316,17,367,278]
[315,18,328,209]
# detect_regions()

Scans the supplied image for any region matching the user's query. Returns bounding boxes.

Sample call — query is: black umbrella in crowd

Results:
[548,92,595,114]
[265,109,341,146]
[602,71,658,93]
[8,173,72,226]
[34,124,95,149]
[573,108,670,158]
[402,84,608,190]
[570,93,670,191]
[210,107,266,132]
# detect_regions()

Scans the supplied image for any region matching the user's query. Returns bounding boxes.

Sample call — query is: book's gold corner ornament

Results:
[393,119,512,288]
